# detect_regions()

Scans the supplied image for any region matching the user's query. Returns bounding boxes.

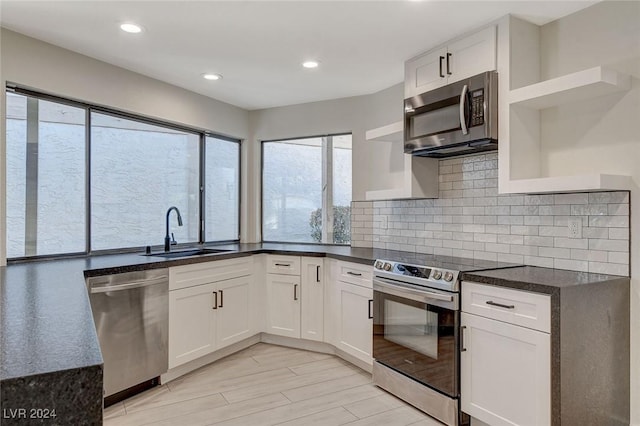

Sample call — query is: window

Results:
[91,113,200,250]
[6,94,86,257]
[205,136,240,241]
[262,134,352,244]
[5,89,241,259]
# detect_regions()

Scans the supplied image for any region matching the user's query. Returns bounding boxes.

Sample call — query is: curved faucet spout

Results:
[165,206,183,252]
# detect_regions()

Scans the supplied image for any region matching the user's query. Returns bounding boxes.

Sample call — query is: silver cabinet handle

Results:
[212,291,218,310]
[459,84,469,135]
[486,300,515,309]
[460,325,467,352]
[219,290,224,308]
[294,284,298,301]
[347,271,362,277]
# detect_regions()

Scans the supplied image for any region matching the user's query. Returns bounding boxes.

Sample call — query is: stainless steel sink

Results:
[144,248,231,258]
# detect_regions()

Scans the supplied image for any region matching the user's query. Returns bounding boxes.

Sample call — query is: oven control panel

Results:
[374,259,459,290]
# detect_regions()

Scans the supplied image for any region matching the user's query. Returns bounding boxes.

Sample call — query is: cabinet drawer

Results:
[170,256,253,291]
[462,281,551,333]
[266,255,301,276]
[337,261,373,288]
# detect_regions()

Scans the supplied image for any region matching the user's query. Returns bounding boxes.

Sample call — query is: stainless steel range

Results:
[372,256,516,426]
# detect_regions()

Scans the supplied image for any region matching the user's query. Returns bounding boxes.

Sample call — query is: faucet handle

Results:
[171,232,177,245]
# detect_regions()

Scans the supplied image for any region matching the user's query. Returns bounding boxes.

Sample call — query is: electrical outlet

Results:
[567,218,582,239]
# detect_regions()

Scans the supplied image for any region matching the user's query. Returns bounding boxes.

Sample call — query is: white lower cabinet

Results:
[215,276,253,348]
[168,283,217,369]
[324,259,373,366]
[461,304,551,426]
[265,273,301,338]
[335,280,373,364]
[168,258,254,369]
[301,258,324,342]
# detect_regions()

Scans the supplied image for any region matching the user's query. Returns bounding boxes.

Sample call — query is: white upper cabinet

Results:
[405,26,496,98]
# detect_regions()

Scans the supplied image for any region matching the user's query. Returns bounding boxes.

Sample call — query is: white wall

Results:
[538,2,640,423]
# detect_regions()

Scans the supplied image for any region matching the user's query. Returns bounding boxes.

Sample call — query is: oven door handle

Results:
[373,277,456,306]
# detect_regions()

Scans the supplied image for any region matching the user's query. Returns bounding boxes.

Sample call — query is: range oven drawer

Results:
[462,281,551,333]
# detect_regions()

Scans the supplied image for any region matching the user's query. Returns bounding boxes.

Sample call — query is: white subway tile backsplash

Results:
[608,251,629,265]
[354,154,629,276]
[524,256,554,268]
[609,228,630,240]
[588,262,629,276]
[553,237,589,249]
[553,193,589,205]
[589,216,629,228]
[554,258,589,272]
[523,236,554,247]
[589,239,629,252]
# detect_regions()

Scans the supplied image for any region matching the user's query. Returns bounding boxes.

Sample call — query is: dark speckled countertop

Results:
[0,242,429,382]
[461,265,629,295]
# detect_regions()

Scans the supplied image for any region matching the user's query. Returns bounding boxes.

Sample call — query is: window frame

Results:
[5,85,242,261]
[260,133,352,245]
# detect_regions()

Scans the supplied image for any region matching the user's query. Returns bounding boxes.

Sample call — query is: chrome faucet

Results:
[165,206,183,252]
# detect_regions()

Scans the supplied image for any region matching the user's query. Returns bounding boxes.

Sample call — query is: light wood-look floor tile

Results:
[103,343,442,426]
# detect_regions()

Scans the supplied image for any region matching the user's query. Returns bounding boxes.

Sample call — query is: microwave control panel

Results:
[470,89,484,127]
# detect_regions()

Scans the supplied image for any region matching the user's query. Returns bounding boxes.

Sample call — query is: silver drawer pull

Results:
[347,271,362,277]
[486,300,515,309]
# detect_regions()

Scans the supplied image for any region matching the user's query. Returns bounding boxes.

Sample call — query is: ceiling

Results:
[0,1,597,111]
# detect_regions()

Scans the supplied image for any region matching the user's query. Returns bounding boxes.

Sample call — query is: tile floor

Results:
[103,343,444,426]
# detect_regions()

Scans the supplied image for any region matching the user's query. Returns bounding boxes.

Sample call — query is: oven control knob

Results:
[444,272,454,282]
[432,270,442,280]
[375,261,383,270]
[384,263,392,271]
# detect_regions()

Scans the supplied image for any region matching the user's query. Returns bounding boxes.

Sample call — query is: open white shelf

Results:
[508,66,631,109]
[505,174,632,194]
[365,155,439,201]
[365,121,403,142]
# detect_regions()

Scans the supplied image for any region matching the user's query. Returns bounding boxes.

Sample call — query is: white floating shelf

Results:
[365,155,439,201]
[508,66,631,109]
[365,121,403,143]
[504,174,632,194]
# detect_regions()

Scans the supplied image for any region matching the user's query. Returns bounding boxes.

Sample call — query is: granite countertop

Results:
[2,244,628,384]
[461,265,629,295]
[0,243,416,382]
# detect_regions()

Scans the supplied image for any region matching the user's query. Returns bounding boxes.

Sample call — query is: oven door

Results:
[373,277,459,398]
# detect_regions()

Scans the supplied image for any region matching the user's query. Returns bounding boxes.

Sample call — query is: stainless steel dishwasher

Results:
[87,268,169,402]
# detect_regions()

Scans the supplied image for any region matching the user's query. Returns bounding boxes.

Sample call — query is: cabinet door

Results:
[216,276,253,349]
[336,281,373,365]
[461,312,550,426]
[301,258,323,342]
[405,47,448,98]
[266,274,301,338]
[447,26,496,84]
[168,283,217,369]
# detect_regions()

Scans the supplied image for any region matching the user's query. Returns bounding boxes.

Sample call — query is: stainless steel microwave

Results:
[404,71,497,158]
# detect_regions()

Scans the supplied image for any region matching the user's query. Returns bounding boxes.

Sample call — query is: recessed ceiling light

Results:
[302,61,319,69]
[120,23,143,34]
[203,73,223,81]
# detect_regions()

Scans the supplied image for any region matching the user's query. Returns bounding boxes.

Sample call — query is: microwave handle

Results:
[459,84,469,135]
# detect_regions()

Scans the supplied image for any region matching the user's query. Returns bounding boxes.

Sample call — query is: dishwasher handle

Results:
[90,276,168,293]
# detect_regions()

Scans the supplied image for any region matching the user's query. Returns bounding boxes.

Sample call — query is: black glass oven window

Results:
[373,291,457,397]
